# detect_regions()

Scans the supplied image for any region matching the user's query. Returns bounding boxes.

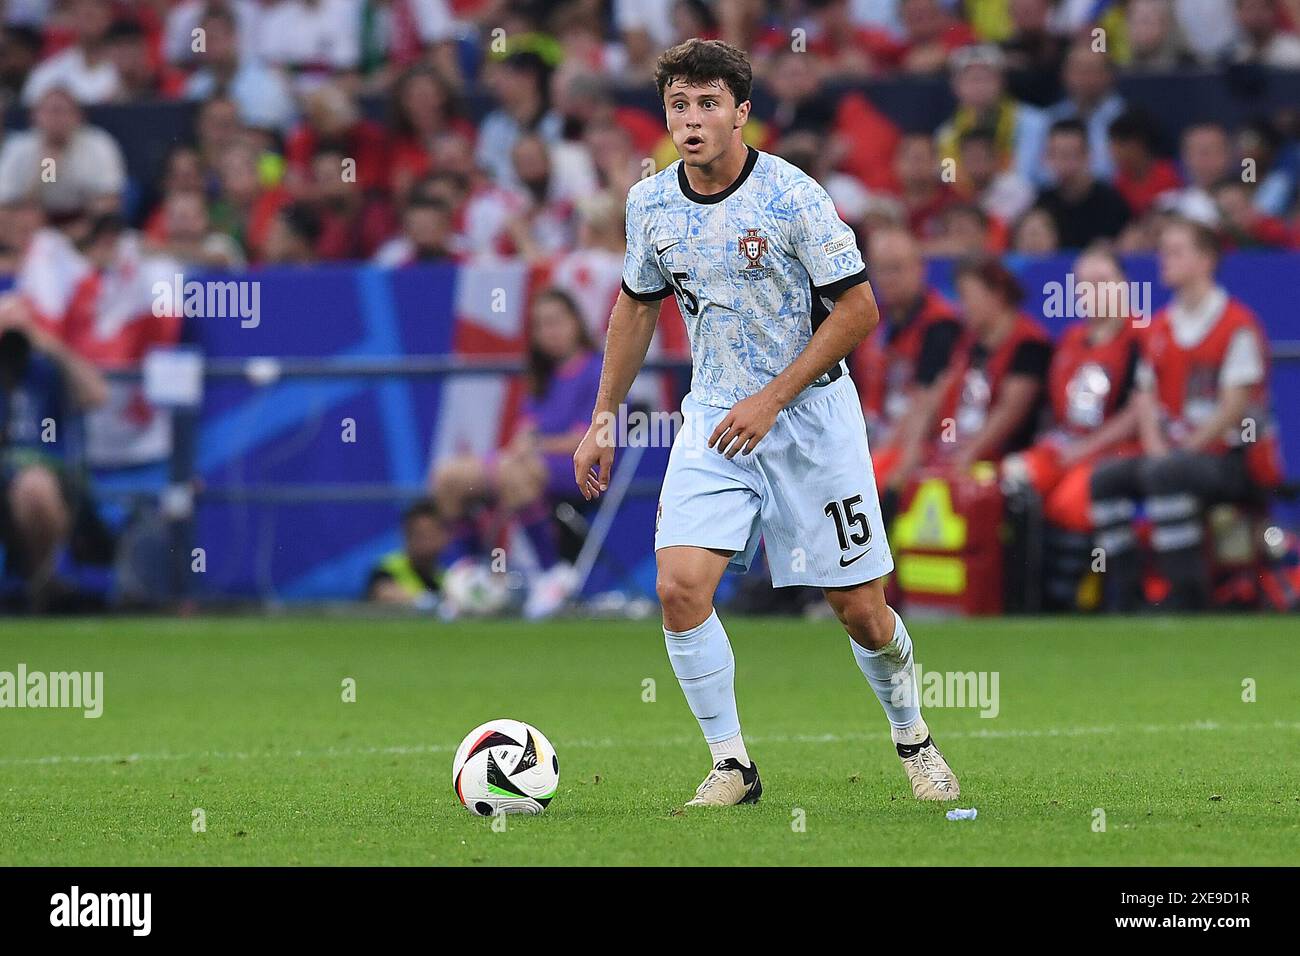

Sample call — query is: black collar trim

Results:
[677,145,758,205]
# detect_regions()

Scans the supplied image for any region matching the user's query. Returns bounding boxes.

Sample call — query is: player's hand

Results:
[573,418,614,500]
[709,390,781,459]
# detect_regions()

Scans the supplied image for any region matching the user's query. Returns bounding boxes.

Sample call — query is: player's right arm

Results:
[574,290,662,500]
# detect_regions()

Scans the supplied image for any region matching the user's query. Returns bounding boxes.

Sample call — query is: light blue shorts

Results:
[654,375,894,588]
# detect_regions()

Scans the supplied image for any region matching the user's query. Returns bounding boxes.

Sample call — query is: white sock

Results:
[849,608,923,732]
[664,609,743,757]
[708,732,751,768]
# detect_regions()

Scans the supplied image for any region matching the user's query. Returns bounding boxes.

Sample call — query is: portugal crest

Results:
[738,228,769,269]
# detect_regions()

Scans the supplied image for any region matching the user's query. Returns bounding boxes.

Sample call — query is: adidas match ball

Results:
[452,718,559,816]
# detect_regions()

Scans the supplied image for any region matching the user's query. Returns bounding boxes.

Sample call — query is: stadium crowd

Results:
[0,0,1297,614]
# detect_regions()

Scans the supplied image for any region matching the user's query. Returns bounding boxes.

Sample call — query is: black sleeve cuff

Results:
[622,279,673,302]
[813,267,870,301]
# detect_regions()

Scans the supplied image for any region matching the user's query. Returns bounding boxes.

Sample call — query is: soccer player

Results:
[572,39,959,806]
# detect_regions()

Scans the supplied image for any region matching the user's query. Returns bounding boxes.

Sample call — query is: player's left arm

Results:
[709,179,880,459]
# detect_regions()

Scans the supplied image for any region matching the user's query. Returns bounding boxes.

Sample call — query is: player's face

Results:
[664,81,748,166]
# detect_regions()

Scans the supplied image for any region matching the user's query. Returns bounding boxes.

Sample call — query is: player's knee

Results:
[656,573,710,628]
[830,585,892,650]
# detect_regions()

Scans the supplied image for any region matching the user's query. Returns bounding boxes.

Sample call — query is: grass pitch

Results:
[1,614,1298,866]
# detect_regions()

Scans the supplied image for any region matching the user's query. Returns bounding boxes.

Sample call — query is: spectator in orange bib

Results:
[1089,218,1285,611]
[850,226,961,510]
[918,256,1053,475]
[1001,245,1144,606]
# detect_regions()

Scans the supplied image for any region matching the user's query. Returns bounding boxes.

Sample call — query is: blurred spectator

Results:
[998,0,1066,106]
[1043,42,1125,181]
[1162,121,1233,225]
[304,147,398,261]
[925,201,1005,256]
[430,288,598,618]
[286,82,392,195]
[164,0,263,68]
[105,17,180,100]
[184,6,297,132]
[852,225,961,496]
[1090,217,1283,610]
[387,65,476,200]
[1002,246,1142,590]
[0,87,126,218]
[1237,118,1298,218]
[194,97,245,184]
[936,44,1049,186]
[1210,179,1295,248]
[145,190,247,268]
[257,0,363,88]
[0,25,43,110]
[935,256,1053,470]
[464,133,586,262]
[476,51,562,187]
[1174,0,1241,63]
[891,0,977,73]
[372,195,458,266]
[262,201,323,264]
[366,498,447,607]
[1108,108,1183,218]
[1012,205,1060,253]
[762,46,899,193]
[208,140,292,262]
[614,0,677,74]
[891,132,957,240]
[56,214,183,469]
[793,0,898,77]
[1228,0,1300,67]
[956,127,1035,225]
[1124,0,1196,70]
[0,293,108,609]
[544,190,625,339]
[1034,119,1131,249]
[21,0,119,105]
[369,0,463,87]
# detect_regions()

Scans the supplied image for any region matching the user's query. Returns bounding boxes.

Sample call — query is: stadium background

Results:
[0,0,1298,610]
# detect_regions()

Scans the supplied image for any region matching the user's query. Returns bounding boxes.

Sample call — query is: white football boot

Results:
[684,758,763,807]
[894,718,960,801]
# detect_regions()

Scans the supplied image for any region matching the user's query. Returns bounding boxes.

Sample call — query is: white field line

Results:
[2,720,1299,769]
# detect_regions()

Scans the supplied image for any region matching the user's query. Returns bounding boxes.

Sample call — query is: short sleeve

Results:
[788,176,868,299]
[1219,327,1265,390]
[1009,340,1053,380]
[621,188,671,301]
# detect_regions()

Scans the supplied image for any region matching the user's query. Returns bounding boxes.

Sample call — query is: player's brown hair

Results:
[654,38,752,108]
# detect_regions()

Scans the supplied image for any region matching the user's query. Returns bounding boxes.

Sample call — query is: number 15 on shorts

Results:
[824,494,872,553]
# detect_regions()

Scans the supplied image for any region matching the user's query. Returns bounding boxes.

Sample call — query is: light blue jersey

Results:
[621,145,868,409]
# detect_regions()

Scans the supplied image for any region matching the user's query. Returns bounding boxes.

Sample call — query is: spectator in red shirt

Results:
[1211,179,1296,249]
[285,82,391,197]
[891,132,958,239]
[302,147,398,261]
[1108,109,1182,218]
[387,65,476,202]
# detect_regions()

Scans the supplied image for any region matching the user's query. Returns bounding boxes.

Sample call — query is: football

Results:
[440,558,512,617]
[451,718,559,816]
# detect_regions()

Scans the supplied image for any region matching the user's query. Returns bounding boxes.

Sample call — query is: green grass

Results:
[1,614,1298,866]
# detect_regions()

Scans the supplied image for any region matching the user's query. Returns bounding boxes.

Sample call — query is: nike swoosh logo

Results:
[839,549,871,567]
[655,240,680,256]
